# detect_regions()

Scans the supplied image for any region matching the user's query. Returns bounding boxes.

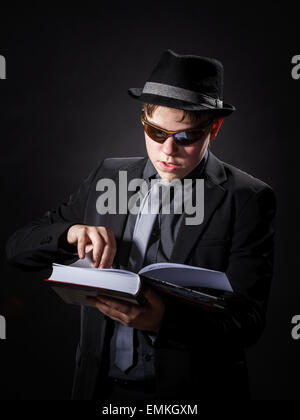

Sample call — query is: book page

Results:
[67,252,133,275]
[48,264,140,294]
[139,262,233,292]
[49,251,141,294]
[70,251,94,268]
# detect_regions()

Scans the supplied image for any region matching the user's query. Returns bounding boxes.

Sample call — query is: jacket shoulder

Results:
[88,156,147,181]
[102,156,147,172]
[207,152,276,212]
[222,160,274,194]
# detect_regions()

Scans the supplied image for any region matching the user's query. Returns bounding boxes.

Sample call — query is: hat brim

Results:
[128,87,235,117]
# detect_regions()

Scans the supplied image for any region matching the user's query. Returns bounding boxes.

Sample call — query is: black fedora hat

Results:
[128,49,235,117]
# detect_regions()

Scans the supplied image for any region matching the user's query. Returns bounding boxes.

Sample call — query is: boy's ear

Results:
[210,118,224,141]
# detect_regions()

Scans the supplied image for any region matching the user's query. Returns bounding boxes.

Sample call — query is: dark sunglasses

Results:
[140,112,214,146]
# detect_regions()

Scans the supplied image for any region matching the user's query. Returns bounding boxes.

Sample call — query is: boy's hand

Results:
[66,225,117,268]
[87,287,165,333]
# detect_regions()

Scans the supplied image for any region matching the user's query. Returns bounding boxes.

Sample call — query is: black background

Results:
[0,2,299,400]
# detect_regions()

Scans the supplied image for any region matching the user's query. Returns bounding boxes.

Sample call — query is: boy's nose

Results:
[161,136,179,155]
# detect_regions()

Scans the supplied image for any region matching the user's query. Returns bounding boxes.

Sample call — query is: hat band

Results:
[142,82,223,109]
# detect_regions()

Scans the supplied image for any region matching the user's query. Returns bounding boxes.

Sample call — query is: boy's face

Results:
[143,106,216,182]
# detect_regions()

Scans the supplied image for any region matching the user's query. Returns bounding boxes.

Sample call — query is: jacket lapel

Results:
[170,151,227,264]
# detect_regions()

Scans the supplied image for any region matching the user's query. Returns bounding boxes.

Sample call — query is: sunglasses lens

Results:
[174,128,205,145]
[145,125,166,143]
[142,112,212,146]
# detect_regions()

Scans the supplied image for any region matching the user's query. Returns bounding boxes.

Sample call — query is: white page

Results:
[49,264,140,294]
[69,251,94,268]
[67,251,133,275]
[139,262,232,292]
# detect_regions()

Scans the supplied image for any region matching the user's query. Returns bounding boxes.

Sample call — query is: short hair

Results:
[142,103,217,123]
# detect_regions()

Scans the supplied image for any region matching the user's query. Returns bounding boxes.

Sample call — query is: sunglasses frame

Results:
[140,111,214,146]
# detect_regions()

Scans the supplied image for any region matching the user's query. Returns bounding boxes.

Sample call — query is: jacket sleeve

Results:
[5,163,102,270]
[155,185,277,350]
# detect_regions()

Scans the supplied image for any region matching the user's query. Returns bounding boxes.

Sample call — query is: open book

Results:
[45,253,233,311]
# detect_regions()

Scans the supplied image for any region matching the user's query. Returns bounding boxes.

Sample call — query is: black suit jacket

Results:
[6,150,276,400]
